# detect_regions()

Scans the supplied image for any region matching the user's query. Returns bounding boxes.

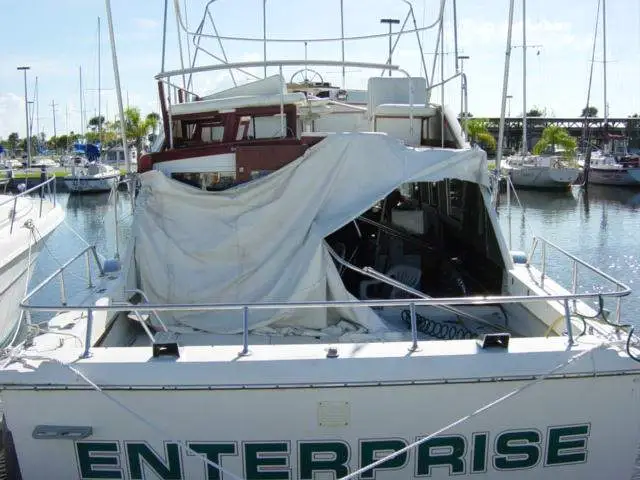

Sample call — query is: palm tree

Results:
[123,107,157,159]
[532,125,576,157]
[465,118,497,153]
[145,112,160,144]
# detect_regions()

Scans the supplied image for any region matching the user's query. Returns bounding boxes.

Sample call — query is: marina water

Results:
[27,186,640,326]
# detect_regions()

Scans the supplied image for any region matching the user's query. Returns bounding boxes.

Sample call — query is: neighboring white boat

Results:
[1,3,640,480]
[502,0,580,190]
[503,154,581,188]
[30,157,59,168]
[102,144,137,172]
[0,174,64,347]
[0,159,23,169]
[580,142,640,186]
[64,162,120,193]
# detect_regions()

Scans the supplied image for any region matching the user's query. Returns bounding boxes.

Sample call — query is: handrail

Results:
[0,170,57,235]
[526,235,631,325]
[18,239,633,358]
[155,59,403,80]
[0,171,57,207]
[22,290,630,313]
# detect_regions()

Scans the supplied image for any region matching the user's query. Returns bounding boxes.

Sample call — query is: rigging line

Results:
[60,360,243,480]
[339,341,609,480]
[583,0,601,143]
[177,0,445,43]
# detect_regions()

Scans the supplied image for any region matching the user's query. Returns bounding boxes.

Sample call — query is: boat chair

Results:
[359,264,422,300]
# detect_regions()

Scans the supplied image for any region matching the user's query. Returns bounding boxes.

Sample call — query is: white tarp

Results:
[128,133,487,334]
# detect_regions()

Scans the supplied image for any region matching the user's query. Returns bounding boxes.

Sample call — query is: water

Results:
[26,186,640,326]
[497,186,640,325]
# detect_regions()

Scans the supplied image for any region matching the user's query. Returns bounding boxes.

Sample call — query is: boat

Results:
[0,173,64,347]
[102,144,137,171]
[503,153,581,189]
[64,162,120,193]
[29,157,59,169]
[501,0,580,189]
[580,137,640,186]
[1,2,640,479]
[579,0,640,186]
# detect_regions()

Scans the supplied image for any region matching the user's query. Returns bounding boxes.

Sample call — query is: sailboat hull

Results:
[64,174,119,193]
[505,166,580,189]
[588,167,640,186]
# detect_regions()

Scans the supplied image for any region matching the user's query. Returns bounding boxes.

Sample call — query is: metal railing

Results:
[19,238,633,359]
[0,169,57,235]
[525,236,631,325]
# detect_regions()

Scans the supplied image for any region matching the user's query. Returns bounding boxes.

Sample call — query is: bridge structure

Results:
[481,117,640,152]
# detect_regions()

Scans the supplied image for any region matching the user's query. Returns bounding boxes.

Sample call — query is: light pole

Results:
[380,18,400,77]
[17,66,31,168]
[506,95,513,150]
[457,55,470,121]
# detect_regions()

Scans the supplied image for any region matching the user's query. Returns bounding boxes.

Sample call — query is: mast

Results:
[79,66,85,138]
[602,0,608,123]
[35,76,40,147]
[98,16,102,158]
[494,0,516,192]
[521,0,527,155]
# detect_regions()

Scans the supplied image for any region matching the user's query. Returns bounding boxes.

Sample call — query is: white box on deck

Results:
[367,77,427,114]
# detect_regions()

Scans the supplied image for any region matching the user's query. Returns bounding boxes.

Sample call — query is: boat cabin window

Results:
[171,171,236,191]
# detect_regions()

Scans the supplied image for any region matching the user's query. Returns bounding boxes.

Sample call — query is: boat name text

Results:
[75,423,590,479]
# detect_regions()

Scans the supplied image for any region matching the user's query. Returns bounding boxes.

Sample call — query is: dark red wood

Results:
[157,82,170,149]
[235,144,309,182]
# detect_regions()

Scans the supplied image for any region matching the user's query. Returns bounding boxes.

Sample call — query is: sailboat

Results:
[65,17,120,194]
[580,0,640,186]
[502,0,581,189]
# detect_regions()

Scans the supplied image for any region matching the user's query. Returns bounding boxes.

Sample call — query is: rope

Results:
[3,224,36,347]
[339,341,609,480]
[15,356,243,480]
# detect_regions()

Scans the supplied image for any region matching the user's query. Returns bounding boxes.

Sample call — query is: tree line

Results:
[0,107,160,159]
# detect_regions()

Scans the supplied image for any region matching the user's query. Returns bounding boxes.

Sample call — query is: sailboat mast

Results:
[521,0,527,155]
[79,66,85,138]
[602,0,607,122]
[98,16,102,157]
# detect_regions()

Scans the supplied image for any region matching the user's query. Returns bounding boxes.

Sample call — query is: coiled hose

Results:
[401,310,477,340]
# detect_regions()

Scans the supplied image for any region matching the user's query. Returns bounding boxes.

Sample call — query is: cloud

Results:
[0,93,27,138]
[133,18,160,30]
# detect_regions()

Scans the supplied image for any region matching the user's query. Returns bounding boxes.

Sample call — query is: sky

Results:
[1,0,639,140]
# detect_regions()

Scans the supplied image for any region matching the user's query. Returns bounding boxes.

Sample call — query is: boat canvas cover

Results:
[128,133,487,334]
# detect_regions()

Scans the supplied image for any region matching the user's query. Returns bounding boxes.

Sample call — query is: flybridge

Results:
[76,425,590,479]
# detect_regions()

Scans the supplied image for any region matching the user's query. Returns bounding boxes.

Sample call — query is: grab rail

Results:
[525,236,631,326]
[19,236,633,358]
[0,169,57,235]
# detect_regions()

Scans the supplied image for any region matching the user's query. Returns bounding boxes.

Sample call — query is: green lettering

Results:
[359,439,408,479]
[77,442,122,479]
[299,442,350,479]
[244,442,290,479]
[416,435,466,476]
[126,442,182,479]
[493,431,540,470]
[471,433,488,473]
[546,424,590,466]
[188,442,237,480]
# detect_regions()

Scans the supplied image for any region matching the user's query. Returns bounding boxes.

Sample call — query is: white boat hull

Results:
[0,246,40,345]
[588,167,640,186]
[0,194,64,346]
[64,174,119,193]
[2,337,639,479]
[505,166,580,189]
